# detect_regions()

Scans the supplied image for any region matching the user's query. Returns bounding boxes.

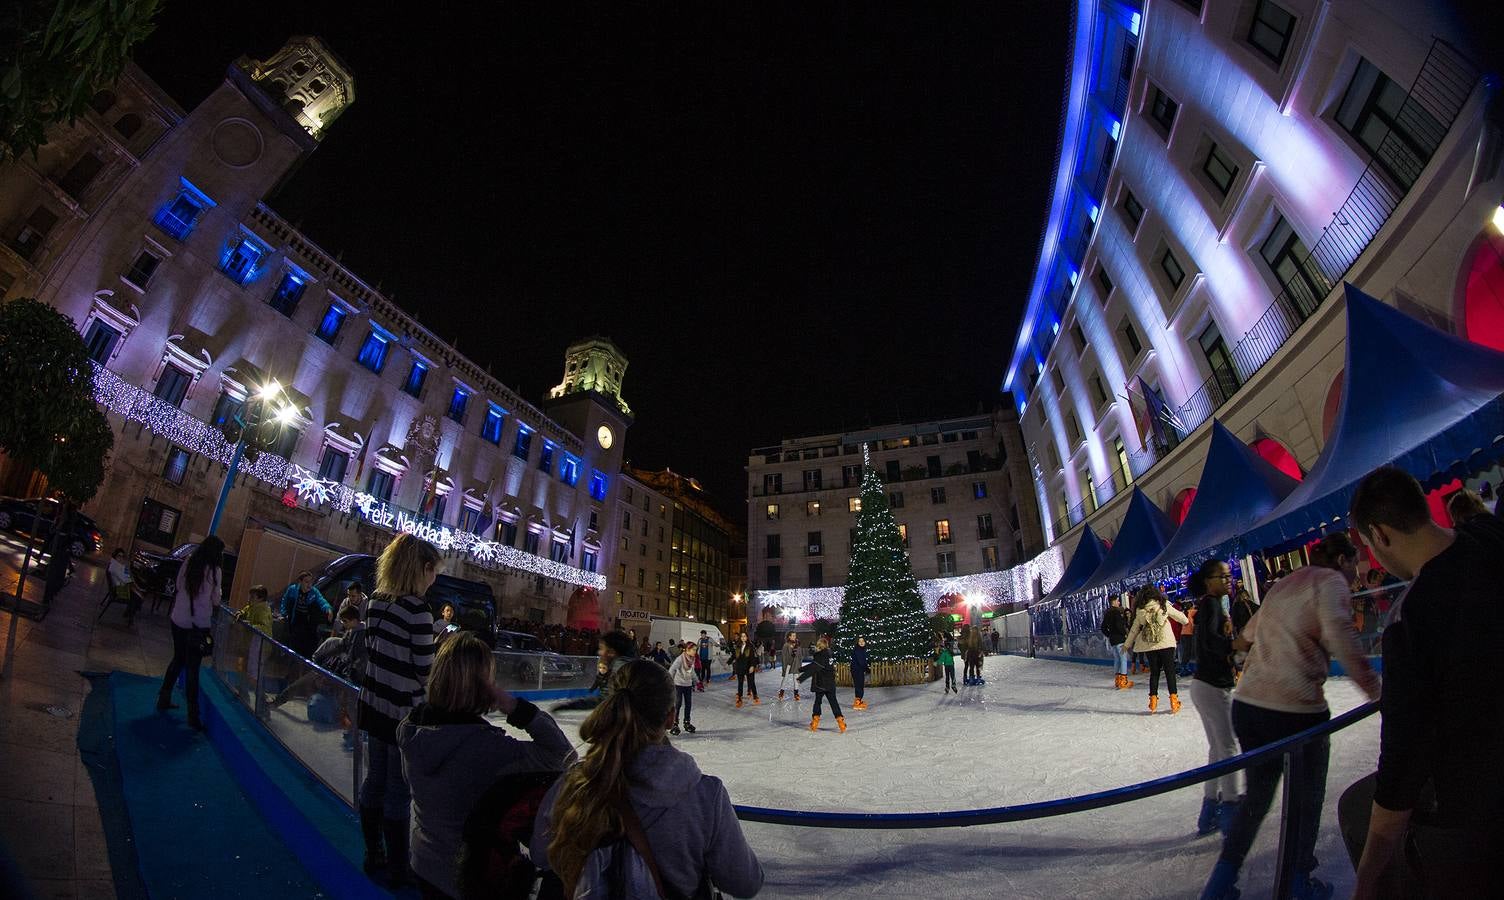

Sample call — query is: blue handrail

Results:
[733,700,1377,829]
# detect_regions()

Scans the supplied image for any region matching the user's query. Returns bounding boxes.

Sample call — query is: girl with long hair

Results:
[798,635,845,731]
[1122,584,1187,714]
[157,536,224,730]
[532,659,764,897]
[358,533,441,888]
[1189,558,1241,837]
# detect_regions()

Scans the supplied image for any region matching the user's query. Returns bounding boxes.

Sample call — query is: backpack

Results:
[457,771,562,900]
[570,803,723,900]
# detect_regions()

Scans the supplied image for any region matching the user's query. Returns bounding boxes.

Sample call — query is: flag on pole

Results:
[473,478,496,535]
[354,417,379,484]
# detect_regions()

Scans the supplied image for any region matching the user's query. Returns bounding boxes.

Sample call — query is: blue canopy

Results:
[1039,522,1107,603]
[1137,420,1300,579]
[1074,487,1177,595]
[1245,283,1504,550]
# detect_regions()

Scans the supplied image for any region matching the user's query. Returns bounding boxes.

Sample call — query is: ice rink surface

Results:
[551,654,1380,900]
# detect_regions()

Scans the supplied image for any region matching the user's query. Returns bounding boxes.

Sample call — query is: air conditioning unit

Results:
[808,544,822,555]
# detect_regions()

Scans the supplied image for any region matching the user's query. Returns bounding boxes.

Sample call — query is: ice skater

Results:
[696,629,713,691]
[1101,594,1134,690]
[732,632,761,707]
[667,641,698,735]
[1189,559,1242,837]
[850,635,870,710]
[1123,585,1186,714]
[936,636,957,693]
[962,625,985,685]
[777,633,802,701]
[797,636,845,733]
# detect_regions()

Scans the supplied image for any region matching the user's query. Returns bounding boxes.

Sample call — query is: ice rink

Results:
[550,654,1380,899]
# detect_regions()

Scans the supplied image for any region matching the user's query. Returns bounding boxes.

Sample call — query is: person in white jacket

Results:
[156,537,224,730]
[1123,585,1188,714]
[668,641,698,735]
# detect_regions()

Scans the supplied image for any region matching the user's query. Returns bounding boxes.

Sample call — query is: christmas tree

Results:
[836,447,933,662]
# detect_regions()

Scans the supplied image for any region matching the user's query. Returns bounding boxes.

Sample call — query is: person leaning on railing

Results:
[1343,467,1504,899]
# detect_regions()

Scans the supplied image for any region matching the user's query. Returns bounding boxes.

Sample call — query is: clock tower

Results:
[549,337,632,417]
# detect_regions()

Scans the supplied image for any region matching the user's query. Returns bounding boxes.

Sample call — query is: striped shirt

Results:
[358,591,435,743]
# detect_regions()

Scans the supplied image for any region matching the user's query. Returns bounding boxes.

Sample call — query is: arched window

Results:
[89,90,116,114]
[1461,231,1504,352]
[113,113,142,139]
[1170,487,1197,525]
[1249,437,1303,481]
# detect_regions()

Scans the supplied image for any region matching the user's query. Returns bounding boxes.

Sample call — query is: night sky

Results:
[133,2,1070,519]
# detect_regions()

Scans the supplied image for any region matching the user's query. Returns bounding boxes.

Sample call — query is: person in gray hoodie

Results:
[667,641,699,735]
[777,632,802,701]
[397,633,575,900]
[532,658,764,898]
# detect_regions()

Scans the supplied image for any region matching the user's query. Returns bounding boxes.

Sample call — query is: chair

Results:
[97,572,130,623]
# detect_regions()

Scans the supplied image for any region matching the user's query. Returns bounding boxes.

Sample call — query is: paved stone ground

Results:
[0,534,173,900]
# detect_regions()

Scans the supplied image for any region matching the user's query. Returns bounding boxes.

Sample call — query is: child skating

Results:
[850,635,871,710]
[937,636,958,693]
[797,636,845,733]
[667,641,698,735]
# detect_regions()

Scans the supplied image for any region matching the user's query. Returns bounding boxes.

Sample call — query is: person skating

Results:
[1101,594,1134,690]
[1190,559,1242,838]
[777,632,802,701]
[797,636,845,732]
[650,641,672,668]
[696,629,713,690]
[850,635,871,710]
[732,632,761,707]
[1122,585,1187,713]
[963,624,985,685]
[936,637,957,694]
[667,641,698,735]
[552,630,636,713]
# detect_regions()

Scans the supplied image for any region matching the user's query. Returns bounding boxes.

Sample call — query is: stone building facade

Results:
[613,467,740,628]
[0,37,633,624]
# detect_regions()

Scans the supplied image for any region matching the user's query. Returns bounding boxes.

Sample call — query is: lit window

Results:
[898,523,909,547]
[482,405,505,444]
[447,387,469,423]
[935,519,952,544]
[162,447,190,485]
[269,271,306,315]
[403,361,428,398]
[559,452,581,486]
[766,503,780,520]
[589,470,608,502]
[973,481,988,500]
[154,179,213,240]
[806,500,820,516]
[848,497,861,513]
[513,424,533,460]
[356,331,389,373]
[315,303,346,344]
[220,234,268,285]
[539,440,556,473]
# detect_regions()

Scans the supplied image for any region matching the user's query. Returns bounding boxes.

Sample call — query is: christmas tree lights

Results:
[833,449,934,662]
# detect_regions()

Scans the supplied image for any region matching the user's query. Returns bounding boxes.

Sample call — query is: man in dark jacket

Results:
[1101,595,1133,689]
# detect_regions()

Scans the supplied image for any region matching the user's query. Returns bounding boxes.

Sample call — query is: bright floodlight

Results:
[259,379,282,400]
[274,405,298,426]
[1493,205,1504,235]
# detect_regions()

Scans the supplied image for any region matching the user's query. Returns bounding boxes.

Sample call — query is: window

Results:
[446,387,469,423]
[1091,373,1110,409]
[560,453,581,486]
[209,391,243,428]
[136,498,181,547]
[1066,413,1083,447]
[885,460,901,483]
[582,549,598,572]
[889,491,904,509]
[937,551,957,576]
[154,181,212,241]
[977,513,995,539]
[315,303,347,344]
[623,511,632,530]
[153,365,191,407]
[935,519,952,544]
[83,320,121,364]
[458,506,481,533]
[123,249,161,290]
[802,469,822,491]
[539,441,555,473]
[655,572,662,590]
[1201,143,1240,201]
[318,447,349,483]
[523,530,541,555]
[808,564,824,588]
[1149,86,1179,134]
[1159,246,1187,290]
[931,486,947,504]
[13,206,58,260]
[162,447,190,485]
[220,234,267,285]
[766,534,781,558]
[1070,322,1087,354]
[1336,58,1438,190]
[766,566,781,590]
[1199,321,1242,399]
[353,331,390,373]
[501,520,518,546]
[898,523,909,547]
[402,361,428,398]
[806,500,820,516]
[848,497,861,513]
[807,531,822,555]
[482,405,505,444]
[1120,190,1145,230]
[1094,265,1115,299]
[513,425,533,460]
[972,481,988,500]
[766,503,779,520]
[266,423,298,460]
[367,469,395,503]
[588,470,608,501]
[1051,370,1065,395]
[763,473,782,494]
[90,91,116,114]
[1260,215,1327,317]
[1247,0,1296,65]
[269,272,306,315]
[926,455,942,478]
[56,153,104,200]
[113,113,142,139]
[1120,317,1144,359]
[551,540,570,564]
[1114,436,1134,486]
[982,545,1001,571]
[841,464,861,487]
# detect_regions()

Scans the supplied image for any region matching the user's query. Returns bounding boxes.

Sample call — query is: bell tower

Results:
[235,36,355,141]
[549,337,632,417]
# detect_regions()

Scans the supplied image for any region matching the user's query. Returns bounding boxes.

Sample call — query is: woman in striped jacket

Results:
[357,534,440,888]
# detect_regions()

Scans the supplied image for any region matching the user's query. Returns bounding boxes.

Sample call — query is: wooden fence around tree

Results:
[836,658,937,687]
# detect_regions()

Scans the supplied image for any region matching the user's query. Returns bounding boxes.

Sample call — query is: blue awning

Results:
[1039,522,1107,603]
[1137,420,1299,579]
[1074,487,1177,596]
[1245,283,1504,551]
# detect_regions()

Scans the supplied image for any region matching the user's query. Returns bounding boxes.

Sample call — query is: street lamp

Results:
[207,380,289,536]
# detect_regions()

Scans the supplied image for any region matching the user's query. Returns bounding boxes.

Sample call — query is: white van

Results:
[648,617,731,669]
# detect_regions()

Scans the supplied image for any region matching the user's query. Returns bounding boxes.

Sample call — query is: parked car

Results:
[131,542,239,604]
[312,553,498,646]
[496,629,586,683]
[0,497,102,557]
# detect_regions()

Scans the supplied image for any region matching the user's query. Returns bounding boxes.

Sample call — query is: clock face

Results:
[597,424,614,449]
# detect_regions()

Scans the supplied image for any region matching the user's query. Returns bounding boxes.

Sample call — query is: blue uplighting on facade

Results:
[482,404,506,444]
[316,303,346,344]
[220,233,269,286]
[588,469,608,501]
[560,452,581,487]
[153,177,215,240]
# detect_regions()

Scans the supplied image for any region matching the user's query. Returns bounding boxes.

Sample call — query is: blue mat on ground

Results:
[77,672,150,900]
[108,671,325,899]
